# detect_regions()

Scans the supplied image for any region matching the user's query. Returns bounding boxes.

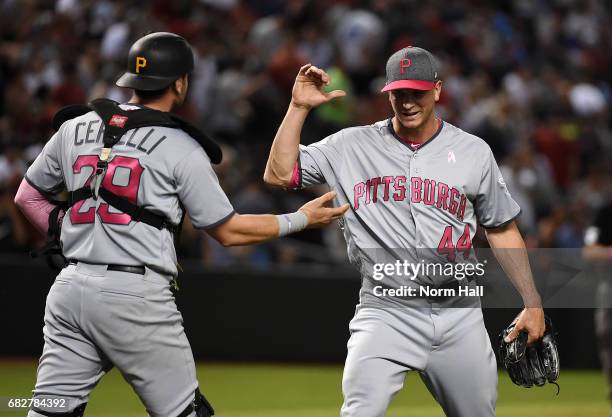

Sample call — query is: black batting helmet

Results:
[116,32,194,91]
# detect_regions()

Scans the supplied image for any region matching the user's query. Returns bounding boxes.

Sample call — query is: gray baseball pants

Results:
[341,298,497,417]
[27,262,198,417]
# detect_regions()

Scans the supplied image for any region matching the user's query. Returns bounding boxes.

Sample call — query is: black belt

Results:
[69,260,145,275]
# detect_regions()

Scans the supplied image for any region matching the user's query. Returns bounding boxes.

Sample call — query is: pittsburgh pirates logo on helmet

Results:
[135,56,147,73]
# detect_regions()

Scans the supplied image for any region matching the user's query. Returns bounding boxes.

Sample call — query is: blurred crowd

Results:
[0,0,611,267]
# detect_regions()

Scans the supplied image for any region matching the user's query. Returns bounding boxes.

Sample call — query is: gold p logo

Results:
[135,56,147,73]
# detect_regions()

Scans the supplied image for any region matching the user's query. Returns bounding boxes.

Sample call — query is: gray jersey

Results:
[297,119,520,295]
[26,107,234,276]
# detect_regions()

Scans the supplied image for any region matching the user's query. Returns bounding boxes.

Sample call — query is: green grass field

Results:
[0,361,609,417]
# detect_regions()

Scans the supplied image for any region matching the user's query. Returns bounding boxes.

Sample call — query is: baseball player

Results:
[584,201,612,411]
[264,47,546,417]
[14,32,348,417]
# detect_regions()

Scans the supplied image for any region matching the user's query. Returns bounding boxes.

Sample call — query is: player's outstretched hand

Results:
[291,64,346,110]
[504,307,546,345]
[299,191,350,228]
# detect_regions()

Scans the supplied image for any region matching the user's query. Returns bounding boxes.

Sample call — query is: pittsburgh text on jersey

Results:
[353,175,467,221]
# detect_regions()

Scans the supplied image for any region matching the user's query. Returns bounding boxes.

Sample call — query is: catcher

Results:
[14,32,348,417]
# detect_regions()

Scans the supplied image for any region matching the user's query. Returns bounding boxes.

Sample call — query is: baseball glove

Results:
[499,316,560,394]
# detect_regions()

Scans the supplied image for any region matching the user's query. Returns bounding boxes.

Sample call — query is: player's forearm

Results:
[207,191,346,246]
[485,222,542,307]
[207,212,308,247]
[218,214,280,246]
[263,104,310,187]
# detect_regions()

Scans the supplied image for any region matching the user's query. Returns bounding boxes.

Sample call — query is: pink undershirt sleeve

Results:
[14,178,58,235]
[288,161,300,189]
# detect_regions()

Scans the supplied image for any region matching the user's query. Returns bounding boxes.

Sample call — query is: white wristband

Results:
[277,211,308,237]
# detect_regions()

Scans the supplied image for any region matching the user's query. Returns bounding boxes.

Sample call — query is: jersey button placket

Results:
[410,152,421,247]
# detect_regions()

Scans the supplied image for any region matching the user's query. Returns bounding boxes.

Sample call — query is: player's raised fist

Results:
[291,64,346,110]
[298,191,350,228]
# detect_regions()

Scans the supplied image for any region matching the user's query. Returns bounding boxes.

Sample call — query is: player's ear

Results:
[433,80,443,102]
[173,75,189,97]
[181,74,189,95]
[174,75,188,97]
